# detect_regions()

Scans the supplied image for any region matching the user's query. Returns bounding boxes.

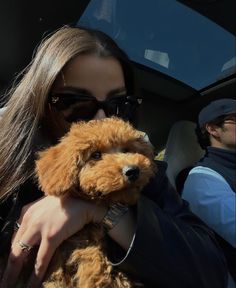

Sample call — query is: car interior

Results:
[0,0,235,192]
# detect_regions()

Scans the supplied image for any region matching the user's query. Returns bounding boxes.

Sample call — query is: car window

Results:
[78,0,236,90]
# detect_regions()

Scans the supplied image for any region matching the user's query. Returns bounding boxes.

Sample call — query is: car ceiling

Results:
[0,0,235,94]
[0,0,235,149]
[178,0,236,36]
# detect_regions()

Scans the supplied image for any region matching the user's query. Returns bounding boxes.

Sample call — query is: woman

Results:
[0,26,227,288]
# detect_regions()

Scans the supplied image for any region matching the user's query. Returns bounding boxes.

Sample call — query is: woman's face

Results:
[48,54,128,138]
[49,54,127,137]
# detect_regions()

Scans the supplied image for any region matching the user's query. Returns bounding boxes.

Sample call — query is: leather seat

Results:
[163,120,204,193]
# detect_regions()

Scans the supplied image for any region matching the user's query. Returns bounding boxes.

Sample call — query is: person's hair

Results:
[195,115,229,149]
[0,25,137,200]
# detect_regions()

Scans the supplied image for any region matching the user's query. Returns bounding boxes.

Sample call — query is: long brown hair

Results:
[0,26,136,199]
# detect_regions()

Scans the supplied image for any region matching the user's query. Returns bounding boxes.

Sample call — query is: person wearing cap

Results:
[182,98,236,288]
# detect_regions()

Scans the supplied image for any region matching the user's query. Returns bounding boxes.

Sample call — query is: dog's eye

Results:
[90,151,102,160]
[122,148,130,153]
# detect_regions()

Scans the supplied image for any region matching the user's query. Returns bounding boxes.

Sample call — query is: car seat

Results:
[163,120,205,193]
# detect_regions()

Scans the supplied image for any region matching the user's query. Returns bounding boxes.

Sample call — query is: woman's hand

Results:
[0,195,107,288]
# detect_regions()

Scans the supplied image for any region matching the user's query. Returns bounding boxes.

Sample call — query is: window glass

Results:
[78,0,236,90]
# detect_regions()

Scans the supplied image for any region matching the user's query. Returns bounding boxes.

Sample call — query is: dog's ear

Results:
[35,141,84,196]
[129,135,155,160]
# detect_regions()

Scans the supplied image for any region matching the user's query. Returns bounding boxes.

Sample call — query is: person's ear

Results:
[205,123,221,138]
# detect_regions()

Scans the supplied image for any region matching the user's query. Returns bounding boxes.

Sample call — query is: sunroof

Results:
[78,0,236,90]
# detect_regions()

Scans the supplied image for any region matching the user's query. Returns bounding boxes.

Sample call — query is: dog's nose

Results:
[122,166,140,182]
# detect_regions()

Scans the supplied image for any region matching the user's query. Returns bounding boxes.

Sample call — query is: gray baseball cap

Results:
[198,98,236,127]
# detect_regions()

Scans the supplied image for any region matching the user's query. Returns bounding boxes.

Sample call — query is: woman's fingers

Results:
[11,200,38,244]
[2,225,57,288]
[28,238,57,288]
[1,230,39,288]
[0,196,94,288]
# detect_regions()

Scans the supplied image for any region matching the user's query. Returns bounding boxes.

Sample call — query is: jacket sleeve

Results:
[182,166,236,247]
[109,162,228,288]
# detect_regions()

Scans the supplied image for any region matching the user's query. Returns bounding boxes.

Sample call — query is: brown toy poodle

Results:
[35,117,156,288]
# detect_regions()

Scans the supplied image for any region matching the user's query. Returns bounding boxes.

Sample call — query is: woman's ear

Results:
[35,142,79,196]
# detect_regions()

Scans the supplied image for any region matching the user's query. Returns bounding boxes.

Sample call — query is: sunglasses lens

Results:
[106,96,138,119]
[50,94,98,122]
[65,101,97,122]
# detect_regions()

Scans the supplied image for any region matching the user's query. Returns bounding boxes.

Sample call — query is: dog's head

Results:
[35,117,156,205]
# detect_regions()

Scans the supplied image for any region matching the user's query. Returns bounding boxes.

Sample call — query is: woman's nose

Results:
[93,109,106,120]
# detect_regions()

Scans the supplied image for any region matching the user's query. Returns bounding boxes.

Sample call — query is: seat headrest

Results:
[164,120,204,189]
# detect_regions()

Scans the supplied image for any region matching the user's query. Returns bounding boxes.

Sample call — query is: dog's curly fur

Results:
[35,117,156,288]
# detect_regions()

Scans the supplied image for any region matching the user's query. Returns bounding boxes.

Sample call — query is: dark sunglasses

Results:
[48,93,142,122]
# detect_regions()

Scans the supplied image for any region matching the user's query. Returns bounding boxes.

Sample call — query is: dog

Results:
[35,117,156,288]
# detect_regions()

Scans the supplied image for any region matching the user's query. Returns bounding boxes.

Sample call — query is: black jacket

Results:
[0,161,227,288]
[109,161,227,287]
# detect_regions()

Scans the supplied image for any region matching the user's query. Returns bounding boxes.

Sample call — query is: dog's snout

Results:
[122,166,140,182]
